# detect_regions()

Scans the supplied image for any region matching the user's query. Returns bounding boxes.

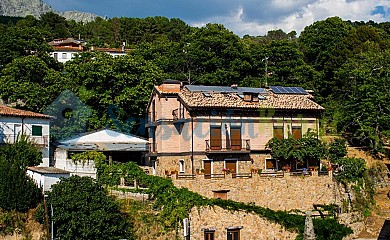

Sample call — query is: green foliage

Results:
[328,138,348,163]
[48,176,130,240]
[334,157,366,183]
[71,150,106,166]
[266,131,326,163]
[0,136,42,212]
[98,161,352,239]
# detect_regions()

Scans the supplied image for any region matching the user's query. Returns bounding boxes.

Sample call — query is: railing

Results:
[289,170,312,177]
[204,173,225,179]
[205,139,250,152]
[176,174,196,180]
[318,170,329,176]
[259,171,285,178]
[0,134,49,146]
[232,172,252,178]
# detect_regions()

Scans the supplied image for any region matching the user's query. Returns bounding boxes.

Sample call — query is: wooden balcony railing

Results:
[205,139,250,152]
[289,170,312,177]
[204,173,225,179]
[259,171,285,178]
[232,172,252,178]
[176,174,196,180]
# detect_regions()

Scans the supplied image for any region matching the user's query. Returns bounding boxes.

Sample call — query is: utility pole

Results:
[262,57,269,87]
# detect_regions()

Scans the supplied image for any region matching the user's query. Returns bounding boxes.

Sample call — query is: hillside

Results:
[0,0,98,22]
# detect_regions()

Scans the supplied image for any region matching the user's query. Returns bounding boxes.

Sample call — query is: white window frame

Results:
[224,158,238,173]
[264,158,278,171]
[202,159,213,174]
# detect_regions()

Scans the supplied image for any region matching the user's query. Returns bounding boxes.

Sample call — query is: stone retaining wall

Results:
[189,206,298,240]
[174,171,335,211]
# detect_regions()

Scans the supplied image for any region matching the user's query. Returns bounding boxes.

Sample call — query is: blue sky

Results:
[45,0,390,36]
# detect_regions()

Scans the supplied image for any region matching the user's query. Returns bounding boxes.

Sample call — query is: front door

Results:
[203,160,212,179]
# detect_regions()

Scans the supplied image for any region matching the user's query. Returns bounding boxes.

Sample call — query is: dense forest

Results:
[0,13,389,154]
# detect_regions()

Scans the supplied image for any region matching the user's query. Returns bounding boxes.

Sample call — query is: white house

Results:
[48,38,128,63]
[54,129,149,179]
[0,105,70,191]
[0,105,52,166]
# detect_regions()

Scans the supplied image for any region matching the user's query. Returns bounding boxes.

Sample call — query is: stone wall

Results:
[189,206,298,240]
[174,171,335,211]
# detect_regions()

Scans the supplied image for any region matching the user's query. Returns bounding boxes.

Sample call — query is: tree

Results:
[334,48,390,152]
[48,176,130,240]
[0,135,42,212]
[0,26,53,70]
[64,52,165,132]
[0,55,68,112]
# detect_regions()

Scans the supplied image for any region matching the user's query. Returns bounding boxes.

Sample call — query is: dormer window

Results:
[203,92,212,97]
[237,93,265,102]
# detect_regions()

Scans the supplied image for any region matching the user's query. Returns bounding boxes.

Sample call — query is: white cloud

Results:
[191,0,390,36]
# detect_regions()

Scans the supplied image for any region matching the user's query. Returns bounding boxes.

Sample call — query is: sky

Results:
[45,0,390,36]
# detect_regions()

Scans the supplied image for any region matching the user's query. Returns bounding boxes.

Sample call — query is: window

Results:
[204,230,215,240]
[32,125,42,136]
[203,160,212,179]
[230,127,241,150]
[265,158,277,170]
[179,159,185,173]
[53,53,58,60]
[227,228,240,240]
[210,126,222,150]
[292,126,302,139]
[273,126,284,139]
[62,53,67,59]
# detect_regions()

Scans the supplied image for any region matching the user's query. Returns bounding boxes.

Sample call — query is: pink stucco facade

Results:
[146,80,322,177]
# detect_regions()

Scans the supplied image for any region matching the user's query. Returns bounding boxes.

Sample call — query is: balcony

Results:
[0,134,49,146]
[205,139,250,153]
[172,108,185,123]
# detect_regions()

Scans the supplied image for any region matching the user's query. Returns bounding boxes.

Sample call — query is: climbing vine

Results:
[96,160,352,240]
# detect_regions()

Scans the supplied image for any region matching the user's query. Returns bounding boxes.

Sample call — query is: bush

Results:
[48,176,130,240]
[0,136,42,212]
[335,157,366,183]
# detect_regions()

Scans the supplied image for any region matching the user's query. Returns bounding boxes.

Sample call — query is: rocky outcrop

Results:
[60,11,98,22]
[0,0,53,18]
[0,0,99,22]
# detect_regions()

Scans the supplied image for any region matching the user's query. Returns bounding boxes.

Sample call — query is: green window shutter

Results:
[32,125,42,136]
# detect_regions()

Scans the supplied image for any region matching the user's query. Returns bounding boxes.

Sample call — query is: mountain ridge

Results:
[0,0,99,22]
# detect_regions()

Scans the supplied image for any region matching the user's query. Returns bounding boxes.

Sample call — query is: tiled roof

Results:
[0,105,53,119]
[155,86,181,94]
[52,46,83,52]
[48,38,85,46]
[178,88,324,111]
[27,167,70,174]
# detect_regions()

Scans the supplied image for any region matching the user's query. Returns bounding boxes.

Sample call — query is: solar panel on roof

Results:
[237,87,268,94]
[270,86,308,95]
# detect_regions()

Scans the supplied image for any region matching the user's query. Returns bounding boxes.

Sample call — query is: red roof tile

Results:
[0,105,53,119]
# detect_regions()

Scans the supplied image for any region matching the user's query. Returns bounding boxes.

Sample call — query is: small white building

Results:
[27,167,70,192]
[0,105,52,166]
[54,129,149,179]
[48,38,128,63]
